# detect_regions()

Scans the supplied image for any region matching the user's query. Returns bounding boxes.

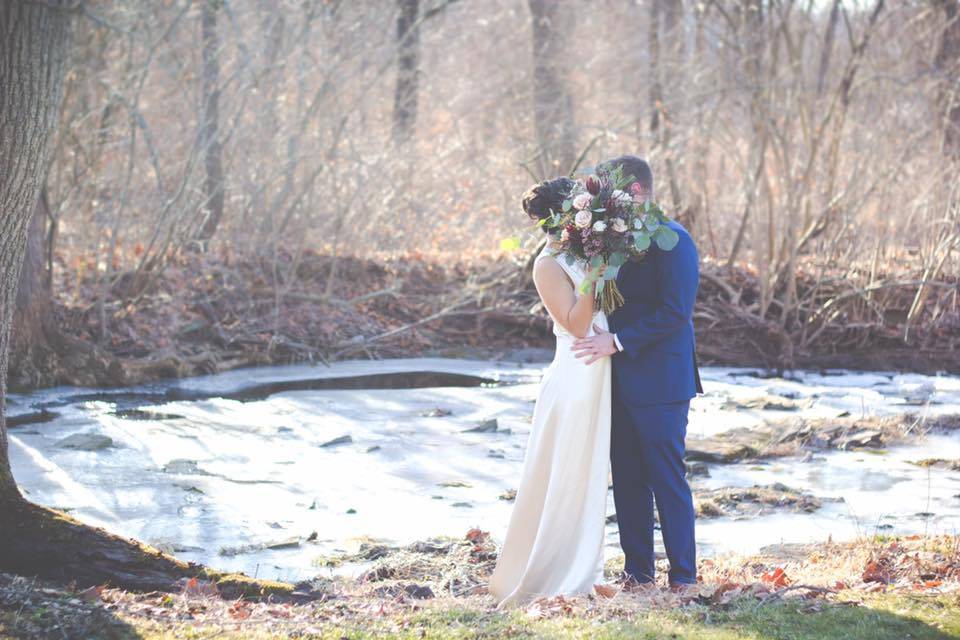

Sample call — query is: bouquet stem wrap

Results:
[599,280,625,314]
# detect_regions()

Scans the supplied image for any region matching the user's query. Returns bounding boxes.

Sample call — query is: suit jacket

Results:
[608,220,703,406]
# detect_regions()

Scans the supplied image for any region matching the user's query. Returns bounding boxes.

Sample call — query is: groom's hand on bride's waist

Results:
[572,324,621,365]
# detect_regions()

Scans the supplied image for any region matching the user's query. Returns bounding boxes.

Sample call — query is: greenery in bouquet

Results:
[537,164,679,313]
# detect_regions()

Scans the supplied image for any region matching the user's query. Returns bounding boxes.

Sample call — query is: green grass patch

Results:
[69,593,956,640]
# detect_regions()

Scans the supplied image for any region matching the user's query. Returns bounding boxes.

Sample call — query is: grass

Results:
[6,592,954,639]
[3,534,960,639]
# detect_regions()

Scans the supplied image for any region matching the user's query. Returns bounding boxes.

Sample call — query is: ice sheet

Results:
[8,358,960,582]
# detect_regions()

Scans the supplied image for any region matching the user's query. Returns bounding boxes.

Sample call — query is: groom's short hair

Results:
[605,155,653,195]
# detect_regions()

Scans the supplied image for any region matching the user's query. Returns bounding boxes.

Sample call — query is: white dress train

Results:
[488,247,612,607]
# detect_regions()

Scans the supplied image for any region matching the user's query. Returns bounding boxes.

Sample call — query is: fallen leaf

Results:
[181,577,219,597]
[761,567,791,588]
[78,585,105,603]
[594,583,617,599]
[465,528,488,542]
[862,560,891,584]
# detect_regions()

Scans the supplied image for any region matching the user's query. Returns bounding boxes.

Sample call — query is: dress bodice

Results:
[534,246,608,340]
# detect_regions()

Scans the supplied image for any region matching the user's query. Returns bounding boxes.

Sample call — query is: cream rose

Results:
[572,193,593,211]
[575,209,592,228]
[611,218,628,233]
[611,189,632,207]
[592,220,607,233]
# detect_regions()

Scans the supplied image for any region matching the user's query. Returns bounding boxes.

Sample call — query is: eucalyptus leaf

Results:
[645,218,661,233]
[608,251,627,267]
[655,226,680,251]
[590,255,603,268]
[565,254,576,266]
[562,199,572,212]
[634,233,651,252]
[604,264,620,281]
[596,278,605,296]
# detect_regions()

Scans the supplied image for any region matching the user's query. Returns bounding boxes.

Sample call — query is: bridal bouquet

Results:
[537,164,679,313]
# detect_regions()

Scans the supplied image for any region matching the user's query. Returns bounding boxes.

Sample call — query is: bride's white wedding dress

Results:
[488,247,612,607]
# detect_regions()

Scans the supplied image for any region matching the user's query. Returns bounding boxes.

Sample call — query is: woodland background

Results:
[9,0,960,392]
[3,3,960,634]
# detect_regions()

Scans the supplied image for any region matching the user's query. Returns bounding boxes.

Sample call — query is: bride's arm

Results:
[533,259,596,339]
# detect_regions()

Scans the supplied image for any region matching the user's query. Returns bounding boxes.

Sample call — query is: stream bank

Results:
[11,251,960,392]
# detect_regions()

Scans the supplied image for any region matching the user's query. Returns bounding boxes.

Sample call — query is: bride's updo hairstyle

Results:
[522,177,575,235]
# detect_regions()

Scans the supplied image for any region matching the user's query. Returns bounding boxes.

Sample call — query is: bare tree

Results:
[197,0,226,244]
[647,0,685,218]
[528,0,575,177]
[0,0,74,503]
[393,0,421,144]
[816,0,842,98]
[934,0,960,159]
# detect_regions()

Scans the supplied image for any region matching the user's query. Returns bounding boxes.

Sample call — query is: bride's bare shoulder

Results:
[533,254,571,289]
[533,253,561,275]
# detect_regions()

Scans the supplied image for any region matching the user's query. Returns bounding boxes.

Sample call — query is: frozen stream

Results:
[7,358,960,583]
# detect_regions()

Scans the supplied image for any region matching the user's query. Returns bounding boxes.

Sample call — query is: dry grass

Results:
[3,533,960,638]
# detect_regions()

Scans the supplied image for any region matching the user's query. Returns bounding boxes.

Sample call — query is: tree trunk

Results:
[259,0,285,138]
[0,0,74,504]
[528,0,575,177]
[648,0,685,218]
[9,190,54,391]
[393,0,420,145]
[197,0,225,244]
[816,0,841,97]
[934,0,960,159]
[648,0,662,139]
[0,7,300,596]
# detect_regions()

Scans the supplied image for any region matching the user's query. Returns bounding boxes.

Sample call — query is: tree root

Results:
[0,498,295,601]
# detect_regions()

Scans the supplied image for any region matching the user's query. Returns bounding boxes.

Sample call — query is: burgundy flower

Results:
[585,175,601,196]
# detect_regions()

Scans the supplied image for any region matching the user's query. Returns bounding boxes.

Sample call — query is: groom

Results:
[573,155,702,589]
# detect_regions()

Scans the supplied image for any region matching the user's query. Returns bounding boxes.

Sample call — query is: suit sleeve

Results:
[614,231,699,358]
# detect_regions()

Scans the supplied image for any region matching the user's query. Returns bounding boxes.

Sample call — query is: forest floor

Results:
[2,533,960,639]
[12,248,960,391]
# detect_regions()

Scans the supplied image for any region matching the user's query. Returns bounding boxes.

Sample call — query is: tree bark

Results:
[9,190,54,391]
[197,0,225,244]
[393,0,421,145]
[0,0,74,503]
[647,0,685,218]
[649,0,663,138]
[528,0,575,177]
[816,0,841,97]
[934,0,960,159]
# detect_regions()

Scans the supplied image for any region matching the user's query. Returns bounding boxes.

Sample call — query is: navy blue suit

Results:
[608,220,702,585]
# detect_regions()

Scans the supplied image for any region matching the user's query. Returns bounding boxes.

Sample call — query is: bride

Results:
[488,177,612,606]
